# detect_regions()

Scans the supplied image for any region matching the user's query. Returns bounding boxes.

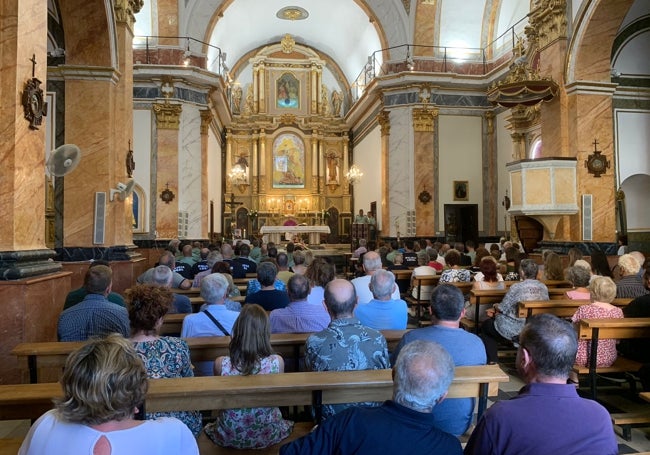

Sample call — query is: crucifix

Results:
[30,54,37,78]
[223,193,242,239]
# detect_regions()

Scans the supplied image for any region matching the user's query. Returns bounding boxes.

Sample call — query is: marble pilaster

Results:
[153,101,182,238]
[412,106,438,236]
[0,0,48,252]
[179,105,202,238]
[157,0,179,45]
[200,109,212,237]
[387,108,412,237]
[378,111,390,234]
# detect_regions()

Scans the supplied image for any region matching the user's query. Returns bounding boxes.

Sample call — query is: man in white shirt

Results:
[352,251,401,304]
[181,273,239,376]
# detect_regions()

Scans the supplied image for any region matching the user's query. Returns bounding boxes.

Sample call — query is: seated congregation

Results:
[15,237,650,453]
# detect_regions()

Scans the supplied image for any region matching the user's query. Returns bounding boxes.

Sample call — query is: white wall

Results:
[438,115,483,232]
[353,124,382,223]
[133,109,152,233]
[616,110,650,184]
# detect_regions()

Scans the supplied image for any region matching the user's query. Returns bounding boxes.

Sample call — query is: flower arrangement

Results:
[321,210,330,219]
[248,210,258,219]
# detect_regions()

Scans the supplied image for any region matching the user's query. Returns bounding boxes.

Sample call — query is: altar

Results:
[260,225,331,245]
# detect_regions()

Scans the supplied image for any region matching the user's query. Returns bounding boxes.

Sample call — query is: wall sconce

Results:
[346,164,364,185]
[228,164,249,193]
[160,182,175,204]
[183,38,191,66]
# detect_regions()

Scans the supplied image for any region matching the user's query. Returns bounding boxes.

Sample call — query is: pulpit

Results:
[351,223,368,241]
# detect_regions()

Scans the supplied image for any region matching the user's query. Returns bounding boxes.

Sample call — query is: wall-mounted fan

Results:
[46,144,81,177]
[110,178,135,201]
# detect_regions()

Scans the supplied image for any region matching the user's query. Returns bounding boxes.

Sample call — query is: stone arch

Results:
[566,0,635,83]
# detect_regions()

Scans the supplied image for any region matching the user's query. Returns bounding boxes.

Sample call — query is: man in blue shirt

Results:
[58,265,130,341]
[281,339,462,455]
[465,314,618,455]
[355,269,407,330]
[392,284,486,436]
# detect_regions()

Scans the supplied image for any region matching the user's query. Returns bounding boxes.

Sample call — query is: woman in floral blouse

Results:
[127,284,202,436]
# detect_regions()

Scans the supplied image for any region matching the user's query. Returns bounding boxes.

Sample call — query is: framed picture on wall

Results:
[453,181,468,201]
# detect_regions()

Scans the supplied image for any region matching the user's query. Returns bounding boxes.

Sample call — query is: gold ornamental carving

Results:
[200,110,212,135]
[525,0,567,49]
[280,114,297,125]
[378,111,390,136]
[412,107,438,132]
[153,102,182,130]
[484,111,495,134]
[281,34,296,53]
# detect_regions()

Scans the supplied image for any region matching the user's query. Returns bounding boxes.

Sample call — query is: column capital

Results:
[378,110,390,136]
[200,109,212,135]
[114,0,143,30]
[153,102,182,130]
[412,106,438,132]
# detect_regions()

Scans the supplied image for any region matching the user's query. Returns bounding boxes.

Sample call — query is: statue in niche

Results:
[331,90,342,117]
[232,85,242,114]
[244,85,254,115]
[326,153,339,183]
[320,84,330,116]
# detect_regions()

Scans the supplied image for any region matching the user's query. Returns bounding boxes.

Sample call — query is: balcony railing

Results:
[133,36,226,76]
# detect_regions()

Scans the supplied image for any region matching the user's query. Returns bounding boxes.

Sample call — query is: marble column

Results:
[199,110,212,238]
[157,0,179,46]
[153,100,182,238]
[483,111,499,236]
[378,111,390,235]
[412,106,438,237]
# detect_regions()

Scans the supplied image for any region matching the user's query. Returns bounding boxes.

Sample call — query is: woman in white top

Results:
[19,334,198,455]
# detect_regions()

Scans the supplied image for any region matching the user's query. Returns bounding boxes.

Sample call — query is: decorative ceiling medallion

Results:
[277,6,309,21]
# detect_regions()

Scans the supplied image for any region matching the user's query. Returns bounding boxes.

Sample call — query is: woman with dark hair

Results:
[503,246,521,281]
[306,257,337,307]
[204,304,293,449]
[439,249,471,283]
[127,285,202,436]
[590,250,613,279]
[19,334,198,454]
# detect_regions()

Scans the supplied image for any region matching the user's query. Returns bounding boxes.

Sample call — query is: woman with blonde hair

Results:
[541,251,564,281]
[127,284,203,435]
[204,304,293,449]
[19,334,198,454]
[571,277,623,368]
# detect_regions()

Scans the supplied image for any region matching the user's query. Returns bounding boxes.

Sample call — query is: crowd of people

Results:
[18,235,650,454]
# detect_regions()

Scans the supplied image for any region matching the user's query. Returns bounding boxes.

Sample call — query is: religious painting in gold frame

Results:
[453,181,468,201]
[276,72,300,109]
[272,133,305,188]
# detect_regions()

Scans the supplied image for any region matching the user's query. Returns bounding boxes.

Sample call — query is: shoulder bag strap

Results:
[202,309,230,336]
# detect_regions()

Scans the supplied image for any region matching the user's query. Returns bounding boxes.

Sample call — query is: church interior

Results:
[1,0,650,450]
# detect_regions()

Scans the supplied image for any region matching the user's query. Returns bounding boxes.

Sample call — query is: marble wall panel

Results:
[387,108,412,237]
[156,128,180,238]
[511,171,522,206]
[59,0,112,67]
[414,130,435,236]
[179,105,203,239]
[525,169,551,205]
[0,272,70,384]
[414,1,436,55]
[554,168,576,205]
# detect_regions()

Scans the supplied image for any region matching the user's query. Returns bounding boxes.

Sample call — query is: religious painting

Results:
[276,72,300,109]
[453,181,469,201]
[272,133,305,188]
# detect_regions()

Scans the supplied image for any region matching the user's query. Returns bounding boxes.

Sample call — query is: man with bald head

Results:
[305,279,390,419]
[221,243,245,278]
[351,251,401,304]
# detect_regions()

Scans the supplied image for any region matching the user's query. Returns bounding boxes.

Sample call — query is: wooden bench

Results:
[611,410,650,441]
[12,331,409,384]
[573,318,650,400]
[173,287,201,298]
[462,289,508,333]
[0,364,508,424]
[403,275,438,319]
[517,298,632,319]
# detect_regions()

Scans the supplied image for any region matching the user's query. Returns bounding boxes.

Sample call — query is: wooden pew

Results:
[574,317,650,400]
[517,298,632,319]
[0,364,508,425]
[172,287,201,298]
[463,289,507,333]
[12,331,410,384]
[403,275,438,319]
